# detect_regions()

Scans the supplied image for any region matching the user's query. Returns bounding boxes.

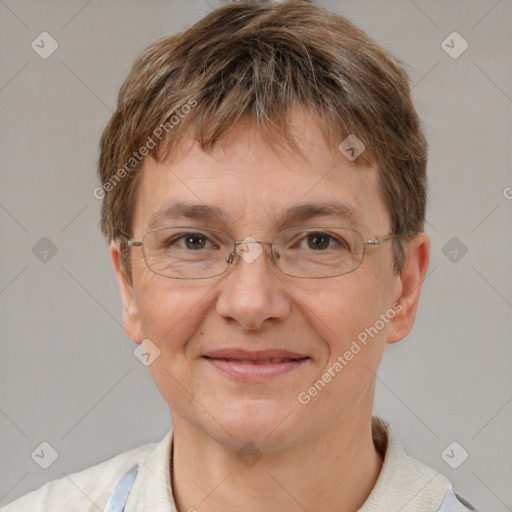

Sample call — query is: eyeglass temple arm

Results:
[364,234,394,246]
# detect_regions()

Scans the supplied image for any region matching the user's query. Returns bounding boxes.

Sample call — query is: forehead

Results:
[132,112,389,236]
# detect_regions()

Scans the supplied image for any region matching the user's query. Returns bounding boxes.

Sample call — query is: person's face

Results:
[111,108,428,451]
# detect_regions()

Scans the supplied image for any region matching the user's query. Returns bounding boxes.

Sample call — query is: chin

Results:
[206,398,307,452]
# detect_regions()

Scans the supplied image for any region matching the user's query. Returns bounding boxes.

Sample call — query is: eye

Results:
[301,231,350,251]
[306,232,331,250]
[158,231,215,251]
[174,232,212,250]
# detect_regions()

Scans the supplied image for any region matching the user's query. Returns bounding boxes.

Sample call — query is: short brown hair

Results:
[98,0,427,280]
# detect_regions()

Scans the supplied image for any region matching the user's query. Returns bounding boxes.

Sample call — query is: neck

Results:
[170,411,383,512]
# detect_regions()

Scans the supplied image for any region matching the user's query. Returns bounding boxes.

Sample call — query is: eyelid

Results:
[171,229,232,249]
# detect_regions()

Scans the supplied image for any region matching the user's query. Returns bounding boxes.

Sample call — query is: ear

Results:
[109,241,142,344]
[386,232,430,344]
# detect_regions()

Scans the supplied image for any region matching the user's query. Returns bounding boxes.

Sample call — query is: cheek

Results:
[136,281,210,412]
[306,269,387,325]
[134,269,207,339]
[298,272,393,365]
[134,277,216,370]
[295,279,392,422]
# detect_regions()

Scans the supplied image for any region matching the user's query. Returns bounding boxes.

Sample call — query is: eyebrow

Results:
[278,202,360,226]
[147,202,225,229]
[147,200,361,230]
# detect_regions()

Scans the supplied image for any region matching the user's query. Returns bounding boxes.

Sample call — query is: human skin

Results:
[110,107,430,512]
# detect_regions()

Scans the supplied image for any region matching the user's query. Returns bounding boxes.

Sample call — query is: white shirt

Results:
[2,416,476,512]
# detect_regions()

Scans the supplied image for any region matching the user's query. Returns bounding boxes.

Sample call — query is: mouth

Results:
[201,349,310,380]
[205,357,305,364]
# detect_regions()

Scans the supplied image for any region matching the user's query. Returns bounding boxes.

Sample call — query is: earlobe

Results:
[386,233,430,344]
[109,241,142,343]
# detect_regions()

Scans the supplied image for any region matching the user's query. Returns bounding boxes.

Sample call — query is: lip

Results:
[201,349,310,381]
[203,348,308,361]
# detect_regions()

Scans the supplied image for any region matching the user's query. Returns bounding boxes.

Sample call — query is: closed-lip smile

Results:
[201,349,310,380]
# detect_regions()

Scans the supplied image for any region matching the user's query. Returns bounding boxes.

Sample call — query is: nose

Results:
[215,240,291,330]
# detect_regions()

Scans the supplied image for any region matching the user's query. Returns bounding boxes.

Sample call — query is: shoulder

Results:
[436,487,478,512]
[2,441,157,512]
[367,416,477,512]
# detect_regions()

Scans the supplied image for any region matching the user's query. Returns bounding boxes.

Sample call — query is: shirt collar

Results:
[125,427,175,512]
[359,416,451,512]
[125,415,451,512]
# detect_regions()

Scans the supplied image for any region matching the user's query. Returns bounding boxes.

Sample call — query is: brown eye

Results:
[307,232,331,250]
[159,232,213,250]
[183,233,208,250]
[304,232,349,251]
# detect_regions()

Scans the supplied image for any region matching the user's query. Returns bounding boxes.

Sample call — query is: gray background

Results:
[0,0,511,510]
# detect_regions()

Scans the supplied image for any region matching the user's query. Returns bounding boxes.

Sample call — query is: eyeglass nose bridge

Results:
[226,238,275,266]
